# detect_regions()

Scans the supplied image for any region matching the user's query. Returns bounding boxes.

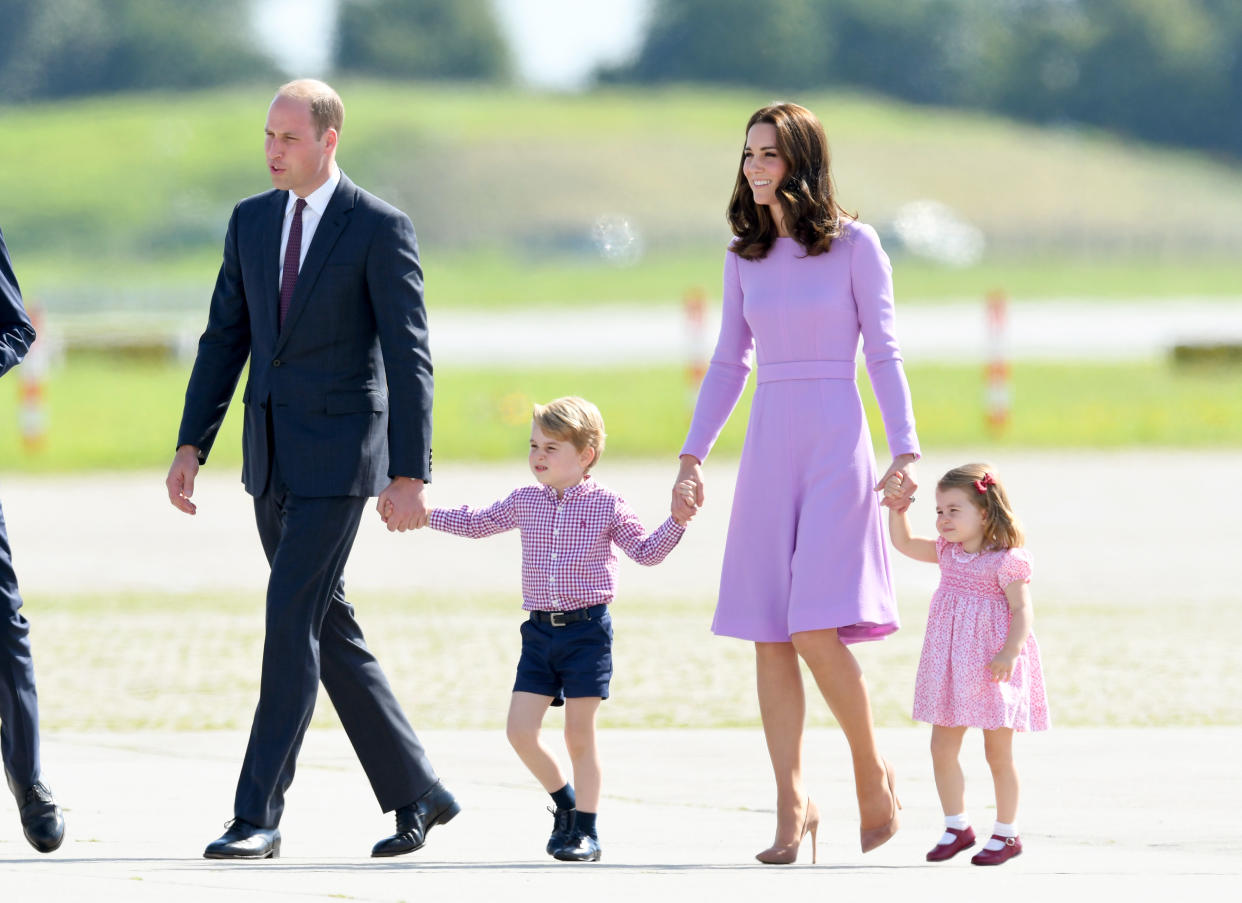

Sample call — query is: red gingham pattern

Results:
[428,476,685,611]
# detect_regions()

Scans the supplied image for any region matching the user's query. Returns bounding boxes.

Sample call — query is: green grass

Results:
[1,356,1240,473]
[25,588,1240,730]
[4,80,1242,308]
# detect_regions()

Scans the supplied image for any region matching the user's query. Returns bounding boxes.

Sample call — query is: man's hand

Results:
[166,445,201,515]
[377,476,428,532]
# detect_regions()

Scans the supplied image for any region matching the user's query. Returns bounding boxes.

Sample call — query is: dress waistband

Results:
[756,360,857,383]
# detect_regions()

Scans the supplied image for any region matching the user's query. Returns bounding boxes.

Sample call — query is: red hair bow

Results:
[973,473,996,494]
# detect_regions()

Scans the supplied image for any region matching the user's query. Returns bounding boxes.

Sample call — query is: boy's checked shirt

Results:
[427,475,685,612]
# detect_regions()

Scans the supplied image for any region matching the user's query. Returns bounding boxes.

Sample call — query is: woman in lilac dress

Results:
[674,103,919,862]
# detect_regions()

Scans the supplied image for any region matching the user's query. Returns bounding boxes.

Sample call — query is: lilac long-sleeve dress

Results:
[682,222,920,643]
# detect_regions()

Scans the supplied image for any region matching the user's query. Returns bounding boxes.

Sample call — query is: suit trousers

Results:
[0,499,40,790]
[233,456,436,828]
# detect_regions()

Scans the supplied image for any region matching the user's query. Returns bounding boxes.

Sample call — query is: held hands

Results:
[671,479,699,526]
[165,445,201,515]
[875,455,918,512]
[672,455,704,524]
[988,650,1018,683]
[882,473,912,514]
[376,477,428,532]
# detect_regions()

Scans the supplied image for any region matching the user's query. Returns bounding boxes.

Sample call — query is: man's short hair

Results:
[275,79,344,139]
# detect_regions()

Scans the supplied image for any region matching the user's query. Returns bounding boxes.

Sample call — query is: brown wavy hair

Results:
[727,102,853,261]
[937,463,1025,550]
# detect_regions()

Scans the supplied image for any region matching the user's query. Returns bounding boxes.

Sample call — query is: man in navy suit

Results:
[166,80,457,859]
[1,227,65,854]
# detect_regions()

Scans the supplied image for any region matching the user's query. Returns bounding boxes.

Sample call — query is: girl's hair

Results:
[727,102,854,261]
[532,396,606,471]
[937,463,1025,550]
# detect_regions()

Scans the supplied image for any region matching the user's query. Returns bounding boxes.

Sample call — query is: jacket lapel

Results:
[263,190,286,340]
[276,174,356,349]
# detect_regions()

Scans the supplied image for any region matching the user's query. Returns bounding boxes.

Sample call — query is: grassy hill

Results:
[3,80,1242,311]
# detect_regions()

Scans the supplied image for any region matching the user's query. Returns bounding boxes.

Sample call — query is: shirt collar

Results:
[286,166,340,218]
[543,474,595,502]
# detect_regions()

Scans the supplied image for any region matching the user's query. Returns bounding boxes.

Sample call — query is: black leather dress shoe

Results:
[546,806,575,856]
[203,819,281,859]
[371,780,461,857]
[12,781,65,853]
[553,830,601,862]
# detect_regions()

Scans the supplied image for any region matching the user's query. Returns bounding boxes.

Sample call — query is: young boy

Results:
[410,396,697,861]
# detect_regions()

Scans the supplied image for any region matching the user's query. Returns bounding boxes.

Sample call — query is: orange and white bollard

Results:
[984,291,1010,434]
[684,287,709,406]
[18,305,49,451]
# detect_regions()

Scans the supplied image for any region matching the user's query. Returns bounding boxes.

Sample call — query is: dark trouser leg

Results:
[320,588,437,812]
[233,483,368,828]
[0,500,40,791]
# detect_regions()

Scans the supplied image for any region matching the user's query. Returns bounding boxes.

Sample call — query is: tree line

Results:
[604,0,1242,158]
[2,0,1238,158]
[0,0,507,100]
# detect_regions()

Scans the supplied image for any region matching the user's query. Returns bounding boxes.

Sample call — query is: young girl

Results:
[886,463,1049,866]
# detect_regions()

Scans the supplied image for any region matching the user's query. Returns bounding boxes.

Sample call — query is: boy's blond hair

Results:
[532,396,606,471]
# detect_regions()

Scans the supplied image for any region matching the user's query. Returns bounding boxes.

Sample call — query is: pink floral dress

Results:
[912,537,1050,731]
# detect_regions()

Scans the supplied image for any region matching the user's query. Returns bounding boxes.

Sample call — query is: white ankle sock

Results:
[938,813,970,844]
[983,820,1017,851]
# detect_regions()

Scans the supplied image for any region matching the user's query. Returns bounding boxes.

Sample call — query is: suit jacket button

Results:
[272,359,282,367]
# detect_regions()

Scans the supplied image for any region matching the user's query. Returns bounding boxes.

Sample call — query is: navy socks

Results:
[575,811,597,838]
[550,783,576,812]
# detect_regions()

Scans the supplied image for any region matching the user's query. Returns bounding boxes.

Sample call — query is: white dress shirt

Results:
[278,167,341,291]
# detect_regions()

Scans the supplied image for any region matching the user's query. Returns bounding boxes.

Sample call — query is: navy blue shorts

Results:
[514,604,613,705]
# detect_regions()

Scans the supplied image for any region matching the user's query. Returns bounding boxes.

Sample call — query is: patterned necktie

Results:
[279,197,307,327]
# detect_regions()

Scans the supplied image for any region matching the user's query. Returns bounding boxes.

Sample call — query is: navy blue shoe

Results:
[11,781,65,854]
[372,780,461,857]
[554,830,601,862]
[204,819,280,859]
[546,806,576,856]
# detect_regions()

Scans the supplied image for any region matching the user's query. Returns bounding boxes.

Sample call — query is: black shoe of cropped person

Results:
[372,780,461,857]
[554,830,602,862]
[203,818,280,859]
[546,806,575,856]
[11,781,65,853]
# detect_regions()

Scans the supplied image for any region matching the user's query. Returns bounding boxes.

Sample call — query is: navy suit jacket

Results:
[177,173,433,497]
[0,227,36,380]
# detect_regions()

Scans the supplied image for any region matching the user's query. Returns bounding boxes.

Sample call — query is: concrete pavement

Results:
[2,727,1239,901]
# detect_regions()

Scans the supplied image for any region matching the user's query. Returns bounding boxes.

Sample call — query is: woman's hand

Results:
[676,454,705,511]
[875,454,918,510]
[671,479,699,525]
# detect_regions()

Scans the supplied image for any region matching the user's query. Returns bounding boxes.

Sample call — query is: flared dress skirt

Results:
[710,374,900,644]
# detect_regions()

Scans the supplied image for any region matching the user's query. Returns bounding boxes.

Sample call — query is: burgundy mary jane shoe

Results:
[926,826,976,862]
[970,834,1022,866]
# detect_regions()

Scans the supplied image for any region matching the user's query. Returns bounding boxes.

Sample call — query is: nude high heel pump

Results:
[756,799,820,864]
[860,759,901,853]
